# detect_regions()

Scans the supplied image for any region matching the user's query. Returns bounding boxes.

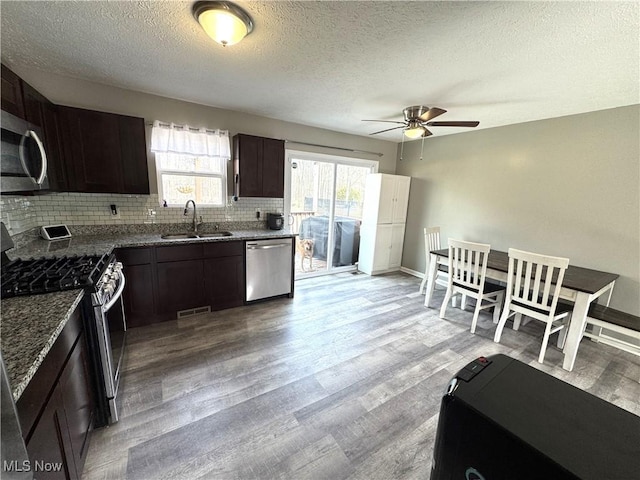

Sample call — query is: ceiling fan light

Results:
[404,126,425,139]
[193,1,254,47]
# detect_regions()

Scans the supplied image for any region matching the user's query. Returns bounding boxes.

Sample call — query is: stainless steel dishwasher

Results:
[246,238,293,301]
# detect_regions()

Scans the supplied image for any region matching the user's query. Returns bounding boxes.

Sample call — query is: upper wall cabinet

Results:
[233,133,285,198]
[1,64,25,118]
[58,106,150,194]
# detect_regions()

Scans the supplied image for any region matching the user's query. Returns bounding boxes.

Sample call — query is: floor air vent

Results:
[177,306,212,319]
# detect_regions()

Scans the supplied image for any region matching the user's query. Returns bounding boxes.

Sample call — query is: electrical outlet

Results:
[256,209,261,219]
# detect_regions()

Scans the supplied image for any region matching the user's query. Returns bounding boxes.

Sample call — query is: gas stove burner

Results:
[1,254,111,298]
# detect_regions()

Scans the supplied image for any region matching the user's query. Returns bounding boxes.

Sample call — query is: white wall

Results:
[396,105,640,313]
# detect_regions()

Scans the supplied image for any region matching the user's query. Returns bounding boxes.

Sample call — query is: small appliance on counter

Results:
[267,213,284,230]
[430,354,640,480]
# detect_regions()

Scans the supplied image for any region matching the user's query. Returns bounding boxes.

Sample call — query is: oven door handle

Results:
[102,274,126,312]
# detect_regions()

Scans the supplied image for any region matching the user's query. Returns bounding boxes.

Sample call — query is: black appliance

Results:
[267,213,284,230]
[431,354,640,480]
[0,230,126,427]
[1,109,49,193]
[299,215,361,267]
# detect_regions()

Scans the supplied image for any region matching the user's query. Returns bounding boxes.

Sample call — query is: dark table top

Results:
[432,248,619,295]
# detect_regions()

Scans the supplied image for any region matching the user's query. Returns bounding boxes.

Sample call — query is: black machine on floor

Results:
[431,354,640,480]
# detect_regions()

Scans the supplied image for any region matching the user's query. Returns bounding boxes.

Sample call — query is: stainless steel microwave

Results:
[1,109,49,193]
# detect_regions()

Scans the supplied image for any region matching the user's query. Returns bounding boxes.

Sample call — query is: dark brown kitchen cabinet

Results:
[233,134,285,198]
[156,244,206,315]
[203,241,244,309]
[25,382,75,480]
[1,63,25,118]
[18,307,94,480]
[117,247,157,328]
[117,241,247,326]
[58,105,149,194]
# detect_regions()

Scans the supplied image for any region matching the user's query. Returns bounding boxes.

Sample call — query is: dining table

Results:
[423,248,619,371]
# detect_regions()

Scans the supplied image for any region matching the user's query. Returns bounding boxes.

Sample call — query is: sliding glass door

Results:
[285,151,377,278]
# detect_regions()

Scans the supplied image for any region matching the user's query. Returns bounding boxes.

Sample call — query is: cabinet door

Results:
[59,334,94,478]
[377,175,396,224]
[156,260,205,313]
[118,115,150,194]
[122,263,156,328]
[261,137,285,198]
[59,107,124,193]
[372,224,393,272]
[388,223,406,268]
[392,176,411,223]
[1,64,25,118]
[204,256,244,310]
[234,134,262,197]
[26,384,75,480]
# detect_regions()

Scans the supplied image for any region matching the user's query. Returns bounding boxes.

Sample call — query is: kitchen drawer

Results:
[116,246,152,265]
[156,244,203,263]
[203,241,243,258]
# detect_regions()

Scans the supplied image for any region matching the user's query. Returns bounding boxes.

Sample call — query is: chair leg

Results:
[513,313,523,331]
[470,299,482,334]
[557,316,570,348]
[440,288,453,319]
[538,322,554,364]
[461,294,467,310]
[494,303,512,343]
[419,274,427,294]
[492,291,504,323]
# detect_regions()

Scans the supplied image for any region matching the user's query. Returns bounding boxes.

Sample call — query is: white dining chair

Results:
[439,239,505,334]
[493,248,572,364]
[419,227,448,294]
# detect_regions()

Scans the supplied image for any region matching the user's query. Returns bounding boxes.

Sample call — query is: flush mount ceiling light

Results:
[193,1,254,47]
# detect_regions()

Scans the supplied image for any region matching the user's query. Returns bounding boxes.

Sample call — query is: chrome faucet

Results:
[183,199,202,233]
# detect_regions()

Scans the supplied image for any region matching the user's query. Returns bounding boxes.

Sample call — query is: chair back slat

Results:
[506,248,569,315]
[424,227,441,253]
[448,239,491,293]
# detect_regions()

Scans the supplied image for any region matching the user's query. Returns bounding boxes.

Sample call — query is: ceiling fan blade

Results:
[369,126,405,135]
[422,128,433,137]
[362,120,406,124]
[418,107,447,122]
[425,121,479,127]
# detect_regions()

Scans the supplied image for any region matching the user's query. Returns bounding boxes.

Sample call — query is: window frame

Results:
[155,152,228,208]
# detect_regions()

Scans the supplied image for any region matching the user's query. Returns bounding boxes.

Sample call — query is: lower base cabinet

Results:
[18,308,94,480]
[117,241,246,327]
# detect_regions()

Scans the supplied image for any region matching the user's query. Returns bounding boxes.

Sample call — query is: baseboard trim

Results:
[400,266,424,278]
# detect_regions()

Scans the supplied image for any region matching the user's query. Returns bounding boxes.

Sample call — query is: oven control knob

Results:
[114,262,123,272]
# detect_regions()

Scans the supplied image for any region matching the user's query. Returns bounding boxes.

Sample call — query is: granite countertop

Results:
[1,289,85,400]
[1,226,296,401]
[8,228,296,260]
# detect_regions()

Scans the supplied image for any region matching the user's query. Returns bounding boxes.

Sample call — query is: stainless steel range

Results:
[1,242,127,426]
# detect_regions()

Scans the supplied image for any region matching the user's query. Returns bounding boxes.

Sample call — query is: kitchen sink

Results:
[160,233,199,239]
[198,231,233,238]
[160,231,232,239]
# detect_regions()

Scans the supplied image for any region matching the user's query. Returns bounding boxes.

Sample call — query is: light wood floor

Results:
[82,272,640,479]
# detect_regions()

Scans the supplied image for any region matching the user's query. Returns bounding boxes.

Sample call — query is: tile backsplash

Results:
[1,193,284,236]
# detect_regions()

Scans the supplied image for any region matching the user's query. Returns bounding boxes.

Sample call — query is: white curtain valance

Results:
[150,120,231,158]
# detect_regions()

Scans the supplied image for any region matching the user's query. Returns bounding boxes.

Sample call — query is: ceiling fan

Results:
[363,106,479,139]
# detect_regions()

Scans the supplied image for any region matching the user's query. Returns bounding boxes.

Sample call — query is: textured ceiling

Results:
[1,1,638,142]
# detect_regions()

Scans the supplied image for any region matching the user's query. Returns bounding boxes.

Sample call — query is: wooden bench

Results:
[582,304,640,357]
